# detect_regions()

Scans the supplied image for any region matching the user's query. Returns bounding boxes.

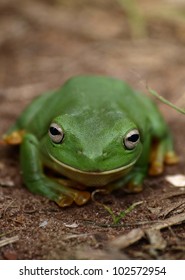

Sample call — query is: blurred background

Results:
[0,0,185,125]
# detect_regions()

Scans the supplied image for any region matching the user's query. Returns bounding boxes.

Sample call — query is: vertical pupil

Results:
[128,134,139,142]
[50,127,60,135]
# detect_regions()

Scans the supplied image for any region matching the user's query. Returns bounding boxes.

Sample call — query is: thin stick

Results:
[0,236,19,248]
[147,87,185,114]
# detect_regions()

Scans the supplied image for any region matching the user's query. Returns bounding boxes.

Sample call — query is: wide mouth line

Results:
[48,153,137,175]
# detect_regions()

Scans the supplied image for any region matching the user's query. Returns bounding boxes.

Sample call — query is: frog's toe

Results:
[56,195,74,207]
[165,151,179,165]
[123,181,143,193]
[3,130,25,145]
[149,151,178,176]
[73,190,91,205]
[149,161,163,176]
[108,172,145,193]
[56,189,91,207]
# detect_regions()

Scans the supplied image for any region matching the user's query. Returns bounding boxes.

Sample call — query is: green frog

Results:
[3,76,178,207]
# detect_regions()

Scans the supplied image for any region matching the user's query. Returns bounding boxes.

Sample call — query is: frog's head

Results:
[45,111,143,186]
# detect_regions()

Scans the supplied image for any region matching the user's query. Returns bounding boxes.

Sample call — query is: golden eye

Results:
[124,129,140,150]
[48,123,64,144]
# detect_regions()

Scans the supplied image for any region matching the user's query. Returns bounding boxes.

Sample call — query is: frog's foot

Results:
[52,177,91,207]
[50,179,91,207]
[149,161,163,176]
[149,140,178,176]
[107,172,144,194]
[149,152,178,176]
[123,181,143,193]
[3,130,25,145]
[27,177,91,207]
[165,151,179,165]
[56,188,91,207]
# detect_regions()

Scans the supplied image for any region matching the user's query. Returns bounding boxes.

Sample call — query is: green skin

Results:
[5,76,176,207]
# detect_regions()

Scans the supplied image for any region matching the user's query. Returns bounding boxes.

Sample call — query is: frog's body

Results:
[4,76,178,206]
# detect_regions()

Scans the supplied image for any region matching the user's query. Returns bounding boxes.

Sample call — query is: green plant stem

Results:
[148,87,185,115]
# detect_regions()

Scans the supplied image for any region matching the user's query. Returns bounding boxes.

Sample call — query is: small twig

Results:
[151,213,185,231]
[0,236,19,248]
[82,220,126,228]
[147,86,185,114]
[0,230,16,238]
[158,201,185,218]
[110,212,185,249]
[23,203,38,214]
[159,190,185,199]
[62,233,93,240]
[81,217,185,228]
[2,200,16,219]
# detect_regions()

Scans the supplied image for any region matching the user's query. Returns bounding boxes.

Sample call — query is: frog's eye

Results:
[124,129,140,150]
[48,123,64,144]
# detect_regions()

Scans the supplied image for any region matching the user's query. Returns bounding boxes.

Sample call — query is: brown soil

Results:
[0,0,185,260]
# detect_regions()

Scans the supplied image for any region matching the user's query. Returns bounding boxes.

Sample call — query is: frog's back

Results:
[58,76,147,115]
[66,76,152,133]
[71,76,167,138]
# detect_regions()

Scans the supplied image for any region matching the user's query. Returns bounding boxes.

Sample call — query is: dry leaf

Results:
[39,220,48,228]
[63,222,78,228]
[165,174,185,187]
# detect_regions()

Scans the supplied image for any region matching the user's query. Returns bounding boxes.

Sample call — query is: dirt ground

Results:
[0,0,185,260]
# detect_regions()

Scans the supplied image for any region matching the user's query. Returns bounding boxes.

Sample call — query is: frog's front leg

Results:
[20,134,90,207]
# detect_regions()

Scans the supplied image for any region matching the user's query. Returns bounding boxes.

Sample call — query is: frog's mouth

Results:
[48,154,137,187]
